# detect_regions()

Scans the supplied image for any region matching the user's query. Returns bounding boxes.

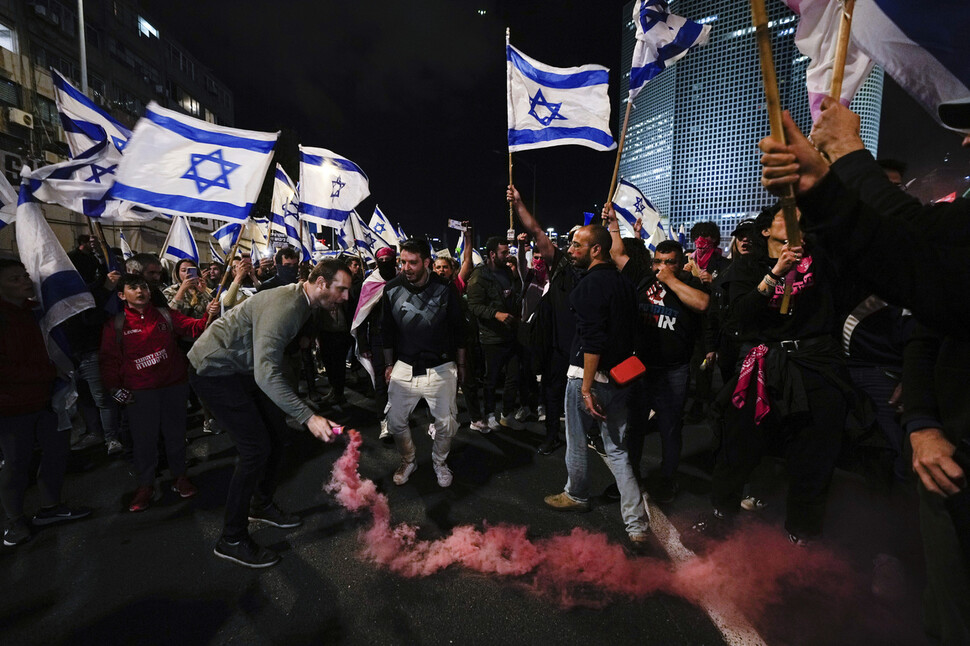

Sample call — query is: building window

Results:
[36,96,58,124]
[85,24,101,50]
[0,78,19,107]
[168,44,195,80]
[0,20,17,53]
[180,93,200,116]
[137,16,159,39]
[204,108,216,124]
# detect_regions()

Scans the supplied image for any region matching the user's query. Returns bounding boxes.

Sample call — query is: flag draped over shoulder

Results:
[507,43,615,152]
[112,102,278,223]
[783,0,874,121]
[161,215,200,264]
[848,0,970,126]
[15,179,95,373]
[369,205,400,249]
[612,178,662,241]
[629,0,711,100]
[298,146,370,229]
[350,271,389,386]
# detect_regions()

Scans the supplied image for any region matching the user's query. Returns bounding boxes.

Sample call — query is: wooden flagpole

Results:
[506,27,514,233]
[751,0,801,314]
[605,98,633,220]
[829,0,856,102]
[212,221,248,302]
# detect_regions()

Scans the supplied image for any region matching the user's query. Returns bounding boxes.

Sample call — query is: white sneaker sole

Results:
[213,547,280,568]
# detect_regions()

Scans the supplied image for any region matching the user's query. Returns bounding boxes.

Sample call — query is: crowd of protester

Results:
[0,98,967,643]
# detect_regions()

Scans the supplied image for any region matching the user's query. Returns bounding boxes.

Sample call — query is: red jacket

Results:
[0,299,56,416]
[100,304,207,391]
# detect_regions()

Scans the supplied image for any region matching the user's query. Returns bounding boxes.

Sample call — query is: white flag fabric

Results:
[629,1,711,101]
[644,221,668,252]
[506,43,615,152]
[0,170,18,229]
[119,230,134,260]
[112,102,278,223]
[298,146,370,229]
[849,0,970,128]
[161,215,200,264]
[782,0,874,121]
[15,180,96,372]
[369,205,400,248]
[53,69,131,161]
[212,221,242,256]
[612,178,662,240]
[270,165,302,253]
[454,235,485,266]
[208,239,225,264]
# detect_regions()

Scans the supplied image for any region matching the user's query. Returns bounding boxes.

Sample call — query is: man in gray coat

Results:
[188,259,350,568]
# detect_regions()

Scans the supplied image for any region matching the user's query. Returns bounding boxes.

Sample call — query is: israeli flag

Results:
[270,164,302,253]
[396,224,408,242]
[208,239,225,264]
[507,43,615,152]
[15,180,96,373]
[629,1,711,101]
[454,235,485,266]
[119,230,134,260]
[53,69,131,161]
[112,102,279,223]
[0,171,18,229]
[644,221,668,252]
[612,178,662,240]
[212,221,242,256]
[369,205,400,248]
[161,215,200,264]
[298,146,370,229]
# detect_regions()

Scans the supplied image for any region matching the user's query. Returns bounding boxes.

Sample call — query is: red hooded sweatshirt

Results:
[100,304,207,391]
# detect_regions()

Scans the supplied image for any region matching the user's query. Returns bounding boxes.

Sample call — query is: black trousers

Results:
[542,350,569,441]
[318,331,352,397]
[711,364,846,538]
[189,371,288,541]
[482,342,517,416]
[0,408,68,521]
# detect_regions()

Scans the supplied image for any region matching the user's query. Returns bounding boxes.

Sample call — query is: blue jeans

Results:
[76,351,119,441]
[564,377,648,534]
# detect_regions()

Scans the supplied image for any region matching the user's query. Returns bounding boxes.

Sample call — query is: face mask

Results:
[377,261,397,281]
[277,265,298,283]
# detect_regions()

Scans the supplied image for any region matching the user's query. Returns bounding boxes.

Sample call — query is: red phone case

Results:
[610,356,646,386]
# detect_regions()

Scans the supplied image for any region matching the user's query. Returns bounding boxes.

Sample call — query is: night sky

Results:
[141,0,969,244]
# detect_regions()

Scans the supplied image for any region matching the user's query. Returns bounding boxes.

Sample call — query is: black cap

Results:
[730,219,757,238]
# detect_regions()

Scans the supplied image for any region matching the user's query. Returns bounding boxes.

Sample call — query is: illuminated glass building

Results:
[619,0,883,244]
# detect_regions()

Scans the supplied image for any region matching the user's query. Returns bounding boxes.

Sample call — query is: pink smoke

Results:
[326,431,857,614]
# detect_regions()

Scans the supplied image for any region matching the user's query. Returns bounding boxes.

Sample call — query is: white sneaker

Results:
[740,496,767,511]
[469,419,489,433]
[514,406,531,422]
[428,422,436,439]
[537,405,546,422]
[487,414,501,431]
[393,461,417,485]
[379,418,390,440]
[500,414,524,430]
[433,463,453,487]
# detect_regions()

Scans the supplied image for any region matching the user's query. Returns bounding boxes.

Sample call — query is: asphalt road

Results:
[0,377,933,646]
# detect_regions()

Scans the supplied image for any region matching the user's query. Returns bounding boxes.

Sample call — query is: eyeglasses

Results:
[651,258,680,266]
[568,241,589,249]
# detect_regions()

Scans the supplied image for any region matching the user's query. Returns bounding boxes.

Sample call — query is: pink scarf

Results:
[732,344,770,424]
[693,236,722,271]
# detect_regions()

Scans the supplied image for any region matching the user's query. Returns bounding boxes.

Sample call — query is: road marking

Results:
[645,494,768,646]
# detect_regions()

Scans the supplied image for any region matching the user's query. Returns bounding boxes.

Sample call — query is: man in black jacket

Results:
[543,224,650,547]
[760,96,969,645]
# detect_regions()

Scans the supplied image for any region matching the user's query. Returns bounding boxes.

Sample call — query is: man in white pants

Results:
[382,239,466,487]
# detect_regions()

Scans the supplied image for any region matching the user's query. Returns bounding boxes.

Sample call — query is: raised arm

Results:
[601,203,628,271]
[458,223,474,283]
[507,184,556,264]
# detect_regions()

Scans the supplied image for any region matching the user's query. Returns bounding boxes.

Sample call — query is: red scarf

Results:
[732,344,770,424]
[693,236,722,271]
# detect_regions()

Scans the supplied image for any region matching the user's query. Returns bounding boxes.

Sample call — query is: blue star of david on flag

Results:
[86,163,117,184]
[528,89,567,127]
[331,176,346,198]
[181,148,240,195]
[633,197,646,215]
[373,221,386,234]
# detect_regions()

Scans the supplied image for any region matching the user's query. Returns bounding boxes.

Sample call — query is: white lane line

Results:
[645,494,768,646]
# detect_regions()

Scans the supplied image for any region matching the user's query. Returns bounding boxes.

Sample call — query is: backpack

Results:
[113,307,174,353]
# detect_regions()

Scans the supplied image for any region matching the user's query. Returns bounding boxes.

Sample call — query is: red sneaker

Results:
[128,486,154,512]
[171,475,198,499]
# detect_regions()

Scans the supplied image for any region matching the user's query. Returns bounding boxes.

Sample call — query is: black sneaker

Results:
[248,503,302,529]
[537,437,563,455]
[3,517,31,546]
[32,504,92,526]
[653,477,680,504]
[213,537,280,569]
[586,434,607,458]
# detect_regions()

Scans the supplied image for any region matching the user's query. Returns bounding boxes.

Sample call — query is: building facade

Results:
[618,0,883,245]
[0,0,233,258]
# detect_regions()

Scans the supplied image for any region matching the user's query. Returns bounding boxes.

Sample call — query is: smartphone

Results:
[186,266,199,279]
